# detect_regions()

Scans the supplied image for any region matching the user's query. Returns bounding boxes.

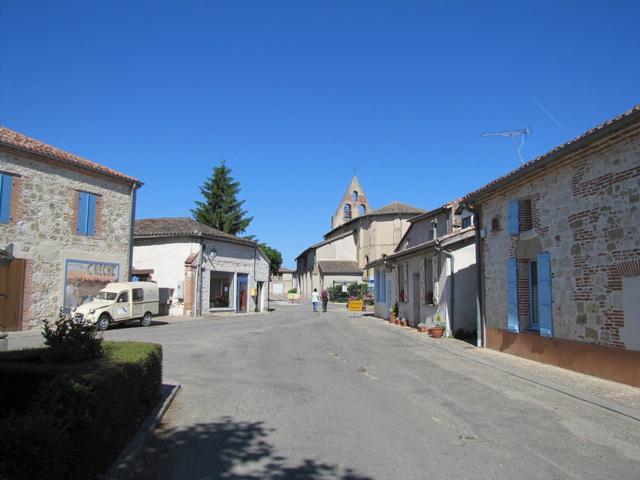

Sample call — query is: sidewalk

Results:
[366,314,640,419]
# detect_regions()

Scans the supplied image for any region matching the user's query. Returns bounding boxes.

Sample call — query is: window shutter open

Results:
[0,174,13,224]
[508,199,520,235]
[507,257,519,333]
[77,192,89,234]
[537,252,553,337]
[87,193,97,236]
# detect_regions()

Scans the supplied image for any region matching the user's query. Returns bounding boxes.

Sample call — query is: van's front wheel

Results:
[140,312,152,327]
[96,314,110,331]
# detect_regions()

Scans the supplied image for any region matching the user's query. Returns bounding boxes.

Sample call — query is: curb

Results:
[103,380,181,480]
[375,317,640,422]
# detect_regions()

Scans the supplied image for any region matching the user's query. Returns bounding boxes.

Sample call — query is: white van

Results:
[74,282,159,331]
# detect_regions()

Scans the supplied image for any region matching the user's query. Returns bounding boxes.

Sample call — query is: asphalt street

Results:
[14,304,640,479]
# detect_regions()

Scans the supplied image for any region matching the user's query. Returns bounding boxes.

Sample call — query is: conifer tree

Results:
[192,161,253,235]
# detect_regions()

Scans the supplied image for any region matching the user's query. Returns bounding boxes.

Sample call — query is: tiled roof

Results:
[0,126,141,185]
[317,260,362,274]
[465,104,640,202]
[134,217,257,246]
[323,201,425,240]
[371,201,425,215]
[278,267,295,273]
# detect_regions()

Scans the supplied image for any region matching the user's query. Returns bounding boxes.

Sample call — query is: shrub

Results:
[42,313,103,363]
[287,288,298,294]
[347,282,369,299]
[0,341,162,480]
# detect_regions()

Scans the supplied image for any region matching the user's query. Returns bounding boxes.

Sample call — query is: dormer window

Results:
[461,215,473,229]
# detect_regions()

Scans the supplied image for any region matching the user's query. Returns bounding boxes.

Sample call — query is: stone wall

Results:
[480,131,640,350]
[0,149,135,329]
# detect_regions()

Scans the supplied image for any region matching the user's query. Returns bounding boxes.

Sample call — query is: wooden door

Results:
[0,259,25,331]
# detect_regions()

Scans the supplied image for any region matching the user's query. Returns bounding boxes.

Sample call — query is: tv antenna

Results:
[481,127,531,164]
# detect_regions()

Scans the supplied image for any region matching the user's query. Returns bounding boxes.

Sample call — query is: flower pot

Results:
[401,319,407,327]
[418,325,428,333]
[429,326,445,338]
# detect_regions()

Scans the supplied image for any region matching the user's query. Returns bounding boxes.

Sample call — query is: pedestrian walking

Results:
[311,288,320,312]
[321,288,329,312]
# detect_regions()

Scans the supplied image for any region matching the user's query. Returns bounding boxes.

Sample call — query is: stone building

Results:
[295,176,424,299]
[132,218,270,316]
[465,104,640,386]
[368,201,477,336]
[0,126,141,331]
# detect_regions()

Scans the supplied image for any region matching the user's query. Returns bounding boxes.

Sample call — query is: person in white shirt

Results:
[311,288,320,312]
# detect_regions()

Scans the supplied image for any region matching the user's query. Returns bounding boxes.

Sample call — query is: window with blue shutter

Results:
[76,192,97,236]
[507,258,519,333]
[507,200,520,235]
[0,174,13,224]
[536,252,553,337]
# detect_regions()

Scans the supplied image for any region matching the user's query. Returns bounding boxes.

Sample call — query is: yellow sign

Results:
[348,300,364,311]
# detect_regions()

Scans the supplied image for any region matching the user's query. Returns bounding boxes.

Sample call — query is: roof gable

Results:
[0,126,141,185]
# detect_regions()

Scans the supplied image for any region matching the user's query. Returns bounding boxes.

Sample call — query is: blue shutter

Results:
[381,271,386,301]
[0,174,13,224]
[507,258,519,333]
[375,271,380,302]
[537,252,553,337]
[77,192,89,234]
[508,200,520,235]
[86,193,97,236]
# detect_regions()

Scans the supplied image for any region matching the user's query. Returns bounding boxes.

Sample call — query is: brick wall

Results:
[480,128,640,350]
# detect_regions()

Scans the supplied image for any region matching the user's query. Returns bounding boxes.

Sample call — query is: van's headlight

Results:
[89,309,96,314]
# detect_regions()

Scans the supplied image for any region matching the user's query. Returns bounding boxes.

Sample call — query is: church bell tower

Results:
[331,176,370,229]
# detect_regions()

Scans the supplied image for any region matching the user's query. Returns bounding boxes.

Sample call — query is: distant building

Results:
[0,126,141,331]
[465,105,640,386]
[295,176,424,298]
[270,267,295,297]
[133,218,270,316]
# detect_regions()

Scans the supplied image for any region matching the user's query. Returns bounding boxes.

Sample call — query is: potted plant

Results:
[389,302,398,323]
[417,322,428,333]
[429,314,446,338]
[400,317,407,327]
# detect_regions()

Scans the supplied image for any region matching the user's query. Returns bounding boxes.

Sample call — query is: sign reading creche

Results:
[63,259,120,312]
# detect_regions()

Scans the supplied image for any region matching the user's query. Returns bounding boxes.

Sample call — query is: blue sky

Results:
[1,1,639,267]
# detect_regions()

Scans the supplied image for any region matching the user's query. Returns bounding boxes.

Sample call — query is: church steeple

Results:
[331,176,371,229]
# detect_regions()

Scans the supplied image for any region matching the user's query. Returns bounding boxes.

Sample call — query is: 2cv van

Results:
[73,282,159,331]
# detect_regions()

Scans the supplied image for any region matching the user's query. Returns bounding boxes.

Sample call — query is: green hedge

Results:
[0,341,162,480]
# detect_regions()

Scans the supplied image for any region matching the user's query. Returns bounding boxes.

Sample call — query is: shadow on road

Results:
[135,416,373,480]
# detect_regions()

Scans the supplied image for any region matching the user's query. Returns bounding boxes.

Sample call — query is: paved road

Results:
[18,304,640,479]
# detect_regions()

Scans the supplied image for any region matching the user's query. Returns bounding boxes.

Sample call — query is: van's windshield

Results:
[96,291,118,301]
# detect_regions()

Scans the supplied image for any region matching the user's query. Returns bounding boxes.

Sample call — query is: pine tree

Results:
[192,161,253,235]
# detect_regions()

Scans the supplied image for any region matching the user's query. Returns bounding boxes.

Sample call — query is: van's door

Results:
[131,287,145,318]
[114,291,130,321]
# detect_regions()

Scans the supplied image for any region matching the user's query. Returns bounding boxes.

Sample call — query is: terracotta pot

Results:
[429,326,445,338]
[418,325,428,333]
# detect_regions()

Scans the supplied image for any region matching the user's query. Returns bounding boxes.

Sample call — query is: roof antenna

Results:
[481,127,531,164]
